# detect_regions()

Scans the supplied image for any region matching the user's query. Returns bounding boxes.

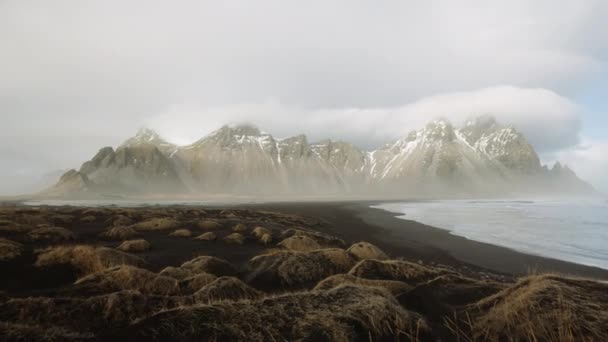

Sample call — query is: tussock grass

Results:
[0,291,191,333]
[180,273,218,293]
[281,228,346,247]
[259,233,272,245]
[130,218,179,231]
[246,248,356,288]
[277,235,321,252]
[197,220,221,230]
[348,259,450,285]
[0,321,94,342]
[194,232,217,241]
[314,274,412,295]
[159,266,193,280]
[193,276,262,303]
[347,241,389,260]
[232,223,247,232]
[0,238,22,261]
[129,285,431,342]
[169,229,192,237]
[28,226,76,242]
[99,226,138,240]
[223,232,245,245]
[180,256,238,277]
[447,274,608,342]
[117,239,151,253]
[35,245,145,275]
[74,266,180,295]
[251,226,271,239]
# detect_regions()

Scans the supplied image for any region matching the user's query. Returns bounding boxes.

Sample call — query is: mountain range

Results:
[46,116,594,198]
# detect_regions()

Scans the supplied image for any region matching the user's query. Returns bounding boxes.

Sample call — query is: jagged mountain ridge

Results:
[48,116,593,196]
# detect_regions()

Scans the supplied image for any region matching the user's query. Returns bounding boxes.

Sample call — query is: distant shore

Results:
[239,200,608,280]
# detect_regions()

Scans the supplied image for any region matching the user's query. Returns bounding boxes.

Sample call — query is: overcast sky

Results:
[1,0,607,194]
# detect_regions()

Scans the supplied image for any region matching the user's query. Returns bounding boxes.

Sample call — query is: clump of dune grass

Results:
[0,321,94,342]
[130,218,179,231]
[347,242,389,260]
[79,215,97,223]
[28,226,76,242]
[194,232,217,241]
[169,229,192,237]
[159,266,193,280]
[277,235,321,252]
[197,220,221,230]
[117,239,150,253]
[348,259,450,285]
[0,238,22,261]
[251,226,271,239]
[314,274,412,296]
[0,290,192,334]
[223,232,245,245]
[280,228,345,247]
[259,233,273,245]
[246,248,356,288]
[180,256,237,277]
[110,215,134,227]
[447,274,608,342]
[35,245,145,275]
[180,273,218,293]
[99,226,138,240]
[193,276,262,303]
[128,285,431,342]
[232,223,247,232]
[74,265,180,296]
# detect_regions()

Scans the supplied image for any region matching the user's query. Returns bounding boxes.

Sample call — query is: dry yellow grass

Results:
[117,239,151,253]
[194,232,217,241]
[259,233,273,245]
[0,238,22,261]
[169,229,192,237]
[193,276,262,303]
[0,322,93,342]
[99,226,138,240]
[130,218,179,231]
[111,215,134,227]
[180,256,237,277]
[347,241,389,260]
[129,285,431,341]
[0,290,191,334]
[180,273,218,293]
[246,248,356,288]
[27,226,76,242]
[79,215,96,223]
[75,265,180,295]
[35,245,145,275]
[159,266,193,280]
[232,223,247,232]
[448,274,608,342]
[277,235,321,252]
[314,273,412,296]
[251,226,271,239]
[280,228,346,247]
[197,220,221,230]
[223,232,245,245]
[348,259,450,285]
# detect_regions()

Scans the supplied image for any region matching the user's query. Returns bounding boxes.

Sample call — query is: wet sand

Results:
[241,201,608,280]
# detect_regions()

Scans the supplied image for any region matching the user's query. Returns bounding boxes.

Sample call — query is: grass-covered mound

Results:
[126,285,431,342]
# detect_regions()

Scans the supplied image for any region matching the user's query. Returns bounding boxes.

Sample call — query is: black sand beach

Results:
[241,201,608,280]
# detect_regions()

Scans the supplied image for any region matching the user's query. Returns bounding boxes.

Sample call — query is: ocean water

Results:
[373,199,608,270]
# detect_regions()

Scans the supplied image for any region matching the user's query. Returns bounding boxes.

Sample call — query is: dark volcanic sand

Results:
[239,201,608,281]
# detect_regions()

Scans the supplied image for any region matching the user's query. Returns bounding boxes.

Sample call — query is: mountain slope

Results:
[48,117,594,197]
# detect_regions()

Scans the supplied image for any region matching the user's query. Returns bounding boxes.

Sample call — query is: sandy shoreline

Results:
[238,200,608,280]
